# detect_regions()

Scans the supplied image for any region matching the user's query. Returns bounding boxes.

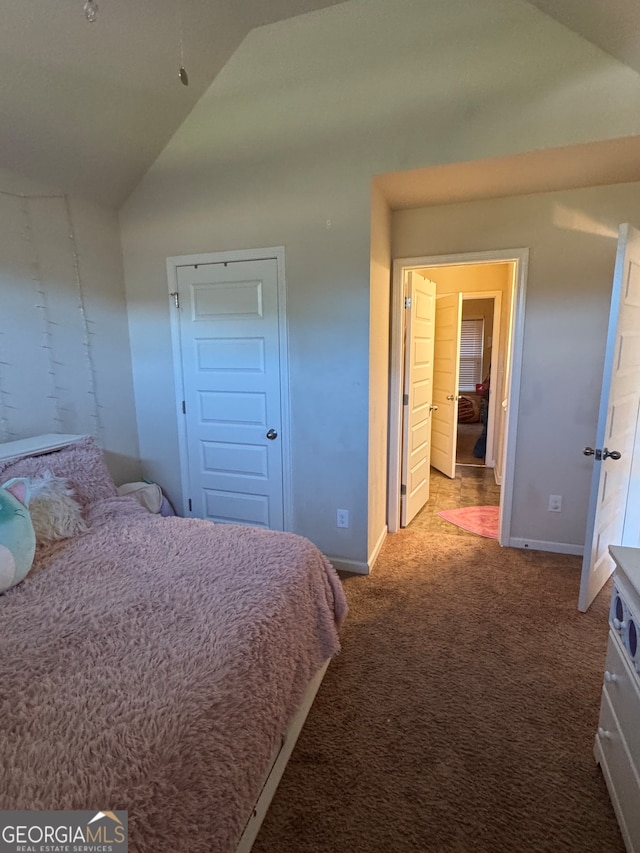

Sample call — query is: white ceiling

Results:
[3,0,640,208]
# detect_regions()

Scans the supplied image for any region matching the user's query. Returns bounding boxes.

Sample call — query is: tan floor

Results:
[409,465,501,535]
[456,422,484,465]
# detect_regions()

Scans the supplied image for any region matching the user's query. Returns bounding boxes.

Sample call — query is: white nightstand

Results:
[594,545,640,853]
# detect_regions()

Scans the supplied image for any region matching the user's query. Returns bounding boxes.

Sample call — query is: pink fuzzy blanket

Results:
[1,497,347,852]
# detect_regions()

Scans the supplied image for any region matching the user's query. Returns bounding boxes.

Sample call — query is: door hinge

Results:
[170,291,180,309]
[403,393,409,406]
[404,296,412,309]
[188,498,192,512]
[181,400,186,414]
[400,484,407,496]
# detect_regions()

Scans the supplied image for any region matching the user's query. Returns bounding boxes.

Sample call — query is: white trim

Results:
[329,527,388,575]
[235,659,330,853]
[327,556,369,575]
[166,258,191,518]
[388,262,406,534]
[367,525,388,572]
[166,247,293,531]
[499,254,528,546]
[593,736,635,853]
[388,248,529,547]
[0,433,86,462]
[509,538,584,556]
[460,290,502,469]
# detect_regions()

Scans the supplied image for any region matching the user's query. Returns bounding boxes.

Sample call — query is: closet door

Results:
[175,257,285,529]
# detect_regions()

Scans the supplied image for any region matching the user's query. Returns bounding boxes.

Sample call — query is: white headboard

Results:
[0,434,86,463]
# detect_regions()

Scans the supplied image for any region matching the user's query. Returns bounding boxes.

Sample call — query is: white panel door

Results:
[401,272,436,527]
[176,258,284,529]
[579,223,640,611]
[431,292,463,479]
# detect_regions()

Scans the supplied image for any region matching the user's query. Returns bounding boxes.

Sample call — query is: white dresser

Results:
[594,545,640,853]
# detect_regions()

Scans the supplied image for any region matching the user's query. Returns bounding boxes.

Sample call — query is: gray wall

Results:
[0,167,140,485]
[393,183,640,549]
[119,0,640,566]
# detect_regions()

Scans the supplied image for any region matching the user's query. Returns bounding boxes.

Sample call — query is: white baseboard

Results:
[328,526,388,576]
[367,525,387,572]
[509,537,584,556]
[328,557,369,575]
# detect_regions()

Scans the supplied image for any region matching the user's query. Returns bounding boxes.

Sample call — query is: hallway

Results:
[409,466,500,535]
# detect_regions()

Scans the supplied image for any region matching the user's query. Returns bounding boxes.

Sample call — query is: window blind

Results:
[459,318,484,391]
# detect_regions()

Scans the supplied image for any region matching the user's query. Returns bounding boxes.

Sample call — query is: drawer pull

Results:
[598,727,612,740]
[604,671,619,684]
[613,618,627,631]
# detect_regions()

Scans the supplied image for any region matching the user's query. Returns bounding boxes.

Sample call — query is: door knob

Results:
[266,429,278,440]
[583,446,621,460]
[602,448,621,460]
[446,394,457,401]
[429,405,438,412]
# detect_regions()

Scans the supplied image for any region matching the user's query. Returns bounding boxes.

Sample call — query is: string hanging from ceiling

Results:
[21,196,66,435]
[80,0,190,87]
[63,194,103,442]
[83,0,98,22]
[177,0,189,85]
[0,189,103,443]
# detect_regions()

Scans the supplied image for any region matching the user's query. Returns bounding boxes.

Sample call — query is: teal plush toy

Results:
[0,477,36,593]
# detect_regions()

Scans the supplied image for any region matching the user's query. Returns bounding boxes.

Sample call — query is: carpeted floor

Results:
[253,526,623,853]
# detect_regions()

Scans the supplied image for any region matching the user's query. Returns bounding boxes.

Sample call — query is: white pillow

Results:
[28,471,88,543]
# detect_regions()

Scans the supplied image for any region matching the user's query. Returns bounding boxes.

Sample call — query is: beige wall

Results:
[120,0,640,565]
[393,182,640,548]
[368,184,392,560]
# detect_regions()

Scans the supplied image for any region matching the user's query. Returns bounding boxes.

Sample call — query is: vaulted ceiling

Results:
[3,0,639,208]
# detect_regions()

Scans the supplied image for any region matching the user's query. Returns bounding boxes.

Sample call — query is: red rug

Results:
[437,505,499,539]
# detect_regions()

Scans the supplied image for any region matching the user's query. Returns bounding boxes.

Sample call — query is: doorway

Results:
[388,249,529,543]
[167,246,293,529]
[456,297,497,468]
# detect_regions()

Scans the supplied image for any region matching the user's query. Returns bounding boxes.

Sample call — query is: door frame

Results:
[459,290,502,470]
[388,248,529,544]
[166,246,293,529]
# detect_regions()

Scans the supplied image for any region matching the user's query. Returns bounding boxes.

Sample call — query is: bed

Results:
[0,434,347,852]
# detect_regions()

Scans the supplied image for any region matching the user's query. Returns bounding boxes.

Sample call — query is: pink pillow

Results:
[0,437,117,509]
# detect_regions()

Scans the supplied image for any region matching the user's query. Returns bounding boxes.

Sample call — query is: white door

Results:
[579,223,640,611]
[431,292,463,479]
[401,272,436,526]
[175,258,285,529]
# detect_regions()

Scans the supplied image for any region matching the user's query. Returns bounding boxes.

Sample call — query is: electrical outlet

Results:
[548,494,562,512]
[336,509,349,528]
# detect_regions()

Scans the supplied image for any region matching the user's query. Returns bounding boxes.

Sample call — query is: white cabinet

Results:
[595,545,640,853]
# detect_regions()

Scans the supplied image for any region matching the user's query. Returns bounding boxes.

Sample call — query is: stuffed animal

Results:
[0,477,36,593]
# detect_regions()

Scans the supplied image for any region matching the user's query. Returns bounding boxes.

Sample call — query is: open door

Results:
[431,292,462,479]
[401,272,436,526]
[579,223,640,611]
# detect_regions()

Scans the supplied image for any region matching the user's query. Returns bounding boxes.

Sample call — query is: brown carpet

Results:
[253,530,624,853]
